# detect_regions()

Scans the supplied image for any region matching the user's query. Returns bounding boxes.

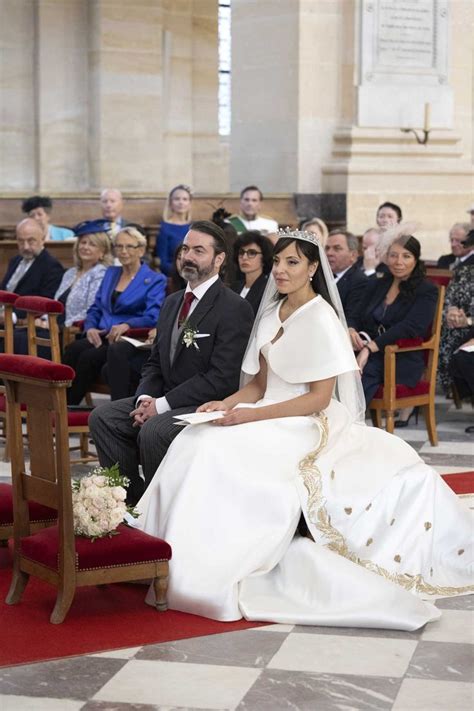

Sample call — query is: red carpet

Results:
[0,471,471,668]
[441,471,474,495]
[0,548,265,668]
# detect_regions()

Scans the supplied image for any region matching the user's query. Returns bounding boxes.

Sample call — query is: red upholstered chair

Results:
[368,286,445,445]
[1,354,171,624]
[426,268,453,288]
[14,295,94,463]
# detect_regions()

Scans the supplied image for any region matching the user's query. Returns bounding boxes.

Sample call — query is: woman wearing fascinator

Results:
[133,229,472,630]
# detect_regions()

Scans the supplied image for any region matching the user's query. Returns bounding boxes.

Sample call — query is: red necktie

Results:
[178,292,196,326]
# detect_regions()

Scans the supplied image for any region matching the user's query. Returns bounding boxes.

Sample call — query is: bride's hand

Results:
[215,408,257,426]
[197,400,228,413]
[348,328,365,351]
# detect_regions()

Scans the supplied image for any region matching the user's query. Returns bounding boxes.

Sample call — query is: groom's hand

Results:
[130,397,157,427]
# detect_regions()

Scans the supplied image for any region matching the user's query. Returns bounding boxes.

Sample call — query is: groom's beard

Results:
[182,258,216,286]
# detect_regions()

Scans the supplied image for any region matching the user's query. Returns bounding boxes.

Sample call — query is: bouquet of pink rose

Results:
[72,463,138,541]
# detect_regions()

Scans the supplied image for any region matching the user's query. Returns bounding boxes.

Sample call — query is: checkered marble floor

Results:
[0,395,472,710]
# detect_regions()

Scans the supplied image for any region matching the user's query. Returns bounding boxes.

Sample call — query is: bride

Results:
[134,229,473,630]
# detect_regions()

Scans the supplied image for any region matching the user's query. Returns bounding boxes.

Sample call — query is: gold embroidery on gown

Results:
[300,415,474,596]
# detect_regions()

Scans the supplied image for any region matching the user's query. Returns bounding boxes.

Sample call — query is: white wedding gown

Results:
[134,297,473,631]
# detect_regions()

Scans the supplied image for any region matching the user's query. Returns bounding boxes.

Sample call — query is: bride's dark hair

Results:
[273,236,336,310]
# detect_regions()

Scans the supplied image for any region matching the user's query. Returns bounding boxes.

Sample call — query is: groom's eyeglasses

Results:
[238,249,262,259]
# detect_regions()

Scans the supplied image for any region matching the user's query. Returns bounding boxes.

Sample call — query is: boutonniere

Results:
[182,321,200,350]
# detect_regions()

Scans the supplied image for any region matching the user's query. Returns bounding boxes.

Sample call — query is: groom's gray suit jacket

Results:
[136,278,254,408]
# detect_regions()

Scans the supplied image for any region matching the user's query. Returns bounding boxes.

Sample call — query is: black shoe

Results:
[465,425,474,434]
[394,406,419,428]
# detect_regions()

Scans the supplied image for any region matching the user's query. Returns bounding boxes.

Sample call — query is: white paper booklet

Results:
[120,336,153,350]
[459,344,474,353]
[173,411,225,426]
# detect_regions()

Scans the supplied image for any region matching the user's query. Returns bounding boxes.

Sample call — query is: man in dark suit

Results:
[437,223,470,270]
[0,218,64,325]
[89,221,254,504]
[325,230,368,328]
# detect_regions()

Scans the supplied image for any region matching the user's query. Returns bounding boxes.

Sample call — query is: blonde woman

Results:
[155,184,193,275]
[300,217,329,247]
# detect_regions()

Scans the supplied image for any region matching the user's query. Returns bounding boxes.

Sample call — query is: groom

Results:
[89,220,254,504]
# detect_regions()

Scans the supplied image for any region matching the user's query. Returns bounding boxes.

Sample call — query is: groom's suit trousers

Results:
[89,397,195,504]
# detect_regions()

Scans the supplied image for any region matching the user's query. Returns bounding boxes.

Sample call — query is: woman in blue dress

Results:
[155,185,193,275]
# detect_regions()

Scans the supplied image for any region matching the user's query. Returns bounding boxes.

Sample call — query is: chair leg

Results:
[451,383,463,410]
[50,581,76,624]
[80,432,89,459]
[370,409,382,428]
[423,403,438,447]
[153,568,169,612]
[6,567,30,604]
[2,420,10,462]
[385,410,395,433]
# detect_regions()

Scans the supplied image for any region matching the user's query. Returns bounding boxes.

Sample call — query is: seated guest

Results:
[0,218,64,326]
[325,229,368,327]
[99,188,128,236]
[227,186,278,236]
[22,195,75,241]
[357,227,385,277]
[231,231,273,314]
[14,221,112,356]
[350,234,437,418]
[104,246,187,400]
[438,230,474,395]
[63,226,167,405]
[376,201,402,231]
[467,202,474,228]
[300,217,329,247]
[437,222,471,269]
[155,184,193,275]
[449,326,474,408]
[211,207,239,284]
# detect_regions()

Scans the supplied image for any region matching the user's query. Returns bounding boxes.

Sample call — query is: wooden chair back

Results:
[369,285,445,445]
[0,291,18,355]
[13,296,64,364]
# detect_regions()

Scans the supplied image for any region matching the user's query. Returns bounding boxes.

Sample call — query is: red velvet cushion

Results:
[373,381,430,399]
[128,328,150,339]
[66,409,90,426]
[395,337,424,348]
[0,483,57,526]
[0,354,74,382]
[0,290,19,305]
[14,296,64,315]
[0,394,27,412]
[20,524,172,571]
[427,275,451,287]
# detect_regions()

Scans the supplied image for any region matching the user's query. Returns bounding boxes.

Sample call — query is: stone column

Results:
[88,0,164,190]
[0,0,36,191]
[36,0,89,191]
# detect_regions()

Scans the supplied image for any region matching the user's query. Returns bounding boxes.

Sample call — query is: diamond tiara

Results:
[277,227,321,247]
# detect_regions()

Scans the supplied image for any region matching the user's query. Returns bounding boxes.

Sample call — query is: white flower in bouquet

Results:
[72,463,139,541]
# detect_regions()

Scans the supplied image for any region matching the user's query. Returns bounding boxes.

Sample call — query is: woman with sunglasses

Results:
[63,226,167,405]
[231,231,273,314]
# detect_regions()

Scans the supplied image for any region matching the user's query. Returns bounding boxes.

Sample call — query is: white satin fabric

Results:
[134,300,473,631]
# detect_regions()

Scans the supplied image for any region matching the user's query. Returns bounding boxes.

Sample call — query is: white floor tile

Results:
[419,441,474,456]
[393,678,474,710]
[267,633,417,677]
[93,659,261,709]
[252,624,294,633]
[421,610,474,644]
[434,466,474,475]
[0,697,83,711]
[90,645,142,659]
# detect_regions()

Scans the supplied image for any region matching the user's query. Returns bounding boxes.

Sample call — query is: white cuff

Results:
[155,396,171,414]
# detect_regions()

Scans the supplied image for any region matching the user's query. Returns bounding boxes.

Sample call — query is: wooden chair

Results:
[0,290,19,463]
[368,286,445,446]
[1,353,171,623]
[14,295,94,463]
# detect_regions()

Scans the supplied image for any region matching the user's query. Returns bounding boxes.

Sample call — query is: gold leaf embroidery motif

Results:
[366,538,373,546]
[458,549,465,556]
[394,555,401,563]
[424,522,432,531]
[330,470,335,480]
[344,507,352,515]
[366,503,372,511]
[299,415,474,597]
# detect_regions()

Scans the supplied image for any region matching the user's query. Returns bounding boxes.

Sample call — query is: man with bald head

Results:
[100,188,128,236]
[0,218,64,324]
